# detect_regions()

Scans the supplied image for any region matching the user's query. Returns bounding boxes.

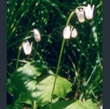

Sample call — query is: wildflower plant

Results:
[7,1,102,109]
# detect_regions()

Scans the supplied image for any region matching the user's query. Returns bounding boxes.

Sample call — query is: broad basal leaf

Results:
[7,61,43,96]
[31,75,72,105]
[65,100,85,109]
[65,99,97,109]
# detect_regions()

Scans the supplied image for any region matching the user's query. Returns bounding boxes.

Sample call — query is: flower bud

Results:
[84,4,95,20]
[33,29,41,42]
[71,28,78,38]
[63,26,71,39]
[22,41,33,55]
[75,8,85,23]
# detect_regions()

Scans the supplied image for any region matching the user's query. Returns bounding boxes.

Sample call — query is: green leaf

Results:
[65,99,97,109]
[15,93,33,106]
[84,99,98,109]
[7,92,33,109]
[31,75,72,105]
[65,100,85,109]
[17,62,42,79]
[44,100,74,109]
[7,62,43,96]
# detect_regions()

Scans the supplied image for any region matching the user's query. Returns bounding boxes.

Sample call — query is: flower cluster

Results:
[75,4,95,23]
[63,26,78,39]
[63,4,94,39]
[22,4,95,54]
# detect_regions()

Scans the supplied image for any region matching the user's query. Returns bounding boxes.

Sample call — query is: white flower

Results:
[22,41,33,55]
[71,28,78,38]
[84,4,95,20]
[63,26,71,39]
[33,29,41,42]
[75,8,85,23]
[63,26,78,39]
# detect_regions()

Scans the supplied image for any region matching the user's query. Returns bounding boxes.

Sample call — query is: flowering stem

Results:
[50,39,65,109]
[16,45,22,70]
[50,10,75,109]
[66,11,75,25]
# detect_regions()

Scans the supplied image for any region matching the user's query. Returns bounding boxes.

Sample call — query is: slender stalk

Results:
[50,39,65,109]
[50,11,75,109]
[32,101,38,109]
[15,30,32,70]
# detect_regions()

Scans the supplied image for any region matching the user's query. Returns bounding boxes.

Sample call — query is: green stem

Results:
[50,39,65,109]
[32,101,38,109]
[50,10,75,109]
[66,11,75,25]
[16,45,22,70]
[15,30,33,70]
